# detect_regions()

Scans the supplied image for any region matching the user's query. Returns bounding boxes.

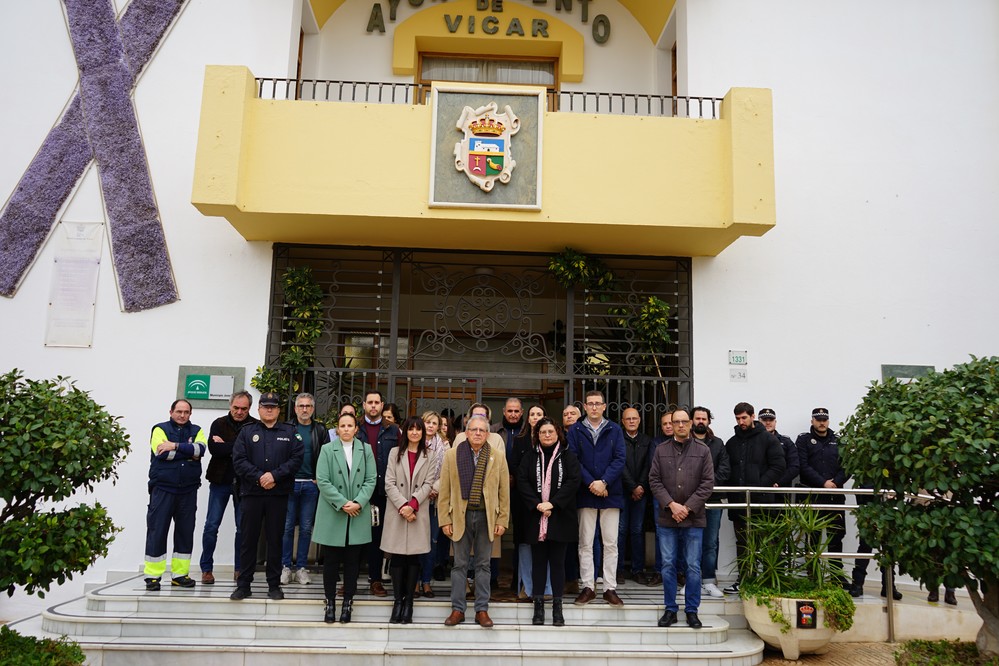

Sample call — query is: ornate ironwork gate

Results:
[265,245,692,433]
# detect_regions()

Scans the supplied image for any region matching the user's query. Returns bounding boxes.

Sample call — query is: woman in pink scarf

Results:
[516,417,581,627]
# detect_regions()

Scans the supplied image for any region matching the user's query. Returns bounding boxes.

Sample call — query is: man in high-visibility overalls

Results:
[143,398,208,590]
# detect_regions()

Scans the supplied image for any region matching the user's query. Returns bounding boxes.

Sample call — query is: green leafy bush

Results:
[0,370,129,597]
[841,356,999,656]
[895,639,999,666]
[0,621,85,665]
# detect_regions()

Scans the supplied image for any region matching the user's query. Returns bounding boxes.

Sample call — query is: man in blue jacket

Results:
[568,390,626,607]
[143,399,208,591]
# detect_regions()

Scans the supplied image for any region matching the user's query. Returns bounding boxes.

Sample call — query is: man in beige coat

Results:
[438,414,510,627]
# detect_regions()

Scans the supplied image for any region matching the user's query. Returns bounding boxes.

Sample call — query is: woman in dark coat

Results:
[510,404,547,598]
[516,417,581,627]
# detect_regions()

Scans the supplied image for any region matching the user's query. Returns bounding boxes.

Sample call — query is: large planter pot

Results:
[743,595,837,660]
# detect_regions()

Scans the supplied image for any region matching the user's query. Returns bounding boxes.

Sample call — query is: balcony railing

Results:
[255,77,723,119]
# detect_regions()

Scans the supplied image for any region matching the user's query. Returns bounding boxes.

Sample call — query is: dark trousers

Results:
[237,493,288,589]
[532,540,568,599]
[323,543,363,600]
[367,495,386,582]
[732,515,749,579]
[144,487,197,576]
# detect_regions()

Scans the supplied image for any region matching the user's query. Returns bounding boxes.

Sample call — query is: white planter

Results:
[743,596,837,660]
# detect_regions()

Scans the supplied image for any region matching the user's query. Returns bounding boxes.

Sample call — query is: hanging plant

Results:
[547,247,615,298]
[251,266,325,398]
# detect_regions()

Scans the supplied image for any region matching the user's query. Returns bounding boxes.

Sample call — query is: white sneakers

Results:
[281,567,312,585]
[703,582,724,598]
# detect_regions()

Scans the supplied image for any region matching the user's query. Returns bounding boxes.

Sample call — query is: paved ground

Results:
[761,641,896,665]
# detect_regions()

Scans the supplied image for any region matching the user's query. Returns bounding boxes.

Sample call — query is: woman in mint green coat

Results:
[314,412,376,624]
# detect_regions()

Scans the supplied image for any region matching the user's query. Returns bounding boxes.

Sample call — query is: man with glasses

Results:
[230,392,304,601]
[650,408,714,628]
[568,390,626,607]
[439,415,510,627]
[280,393,330,586]
[200,391,256,585]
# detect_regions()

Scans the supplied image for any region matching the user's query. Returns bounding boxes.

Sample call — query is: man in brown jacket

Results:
[649,408,715,629]
[438,414,510,628]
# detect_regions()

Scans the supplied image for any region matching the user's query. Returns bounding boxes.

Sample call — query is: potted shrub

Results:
[737,501,856,659]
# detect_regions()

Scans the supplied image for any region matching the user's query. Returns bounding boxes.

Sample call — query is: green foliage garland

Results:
[251,267,326,399]
[0,370,129,598]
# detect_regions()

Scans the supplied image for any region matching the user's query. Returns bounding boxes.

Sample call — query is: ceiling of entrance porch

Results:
[308,0,676,44]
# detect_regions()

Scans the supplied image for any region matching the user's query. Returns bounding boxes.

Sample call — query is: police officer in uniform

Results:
[230,392,304,600]
[795,407,848,584]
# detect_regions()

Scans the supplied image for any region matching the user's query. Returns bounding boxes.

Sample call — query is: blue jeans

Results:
[282,480,319,568]
[519,543,552,596]
[419,501,440,584]
[653,499,662,572]
[702,508,722,581]
[199,482,241,573]
[657,526,703,613]
[618,495,647,573]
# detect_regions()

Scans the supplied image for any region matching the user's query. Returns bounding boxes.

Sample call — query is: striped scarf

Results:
[536,444,562,541]
[457,441,490,508]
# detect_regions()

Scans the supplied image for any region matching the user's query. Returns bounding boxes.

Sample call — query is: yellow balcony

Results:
[192,65,774,257]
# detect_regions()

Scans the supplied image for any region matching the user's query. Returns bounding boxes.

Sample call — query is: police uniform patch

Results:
[253,434,260,442]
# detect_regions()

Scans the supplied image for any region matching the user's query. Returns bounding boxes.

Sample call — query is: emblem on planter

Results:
[796,601,816,628]
[453,102,520,192]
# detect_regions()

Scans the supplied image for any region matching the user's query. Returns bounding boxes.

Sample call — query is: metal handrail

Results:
[253,77,724,119]
[708,485,901,641]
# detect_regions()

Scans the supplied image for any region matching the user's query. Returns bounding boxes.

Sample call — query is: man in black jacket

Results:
[759,407,800,488]
[724,402,785,593]
[199,391,256,585]
[618,407,651,583]
[690,406,730,598]
[796,407,848,584]
[230,392,304,601]
[356,389,399,596]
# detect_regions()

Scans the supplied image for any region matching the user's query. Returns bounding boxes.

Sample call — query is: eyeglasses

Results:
[672,419,690,425]
[467,427,488,434]
[585,402,604,407]
[296,404,314,409]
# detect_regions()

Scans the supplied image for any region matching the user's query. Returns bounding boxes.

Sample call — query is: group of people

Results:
[143,389,928,630]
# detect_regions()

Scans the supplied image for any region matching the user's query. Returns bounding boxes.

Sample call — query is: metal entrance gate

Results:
[265,245,692,433]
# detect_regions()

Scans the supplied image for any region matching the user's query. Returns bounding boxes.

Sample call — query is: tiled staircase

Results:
[10,571,765,666]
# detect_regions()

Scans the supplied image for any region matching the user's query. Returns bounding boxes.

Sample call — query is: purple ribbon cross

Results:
[0,0,186,312]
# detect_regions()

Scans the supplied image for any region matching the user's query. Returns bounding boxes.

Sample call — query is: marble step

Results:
[13,611,767,666]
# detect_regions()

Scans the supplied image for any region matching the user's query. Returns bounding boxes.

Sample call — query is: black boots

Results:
[552,598,565,627]
[339,598,353,623]
[324,598,337,624]
[532,597,545,625]
[402,563,420,624]
[390,564,405,623]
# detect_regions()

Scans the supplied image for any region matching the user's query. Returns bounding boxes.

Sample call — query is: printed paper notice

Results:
[45,222,103,347]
